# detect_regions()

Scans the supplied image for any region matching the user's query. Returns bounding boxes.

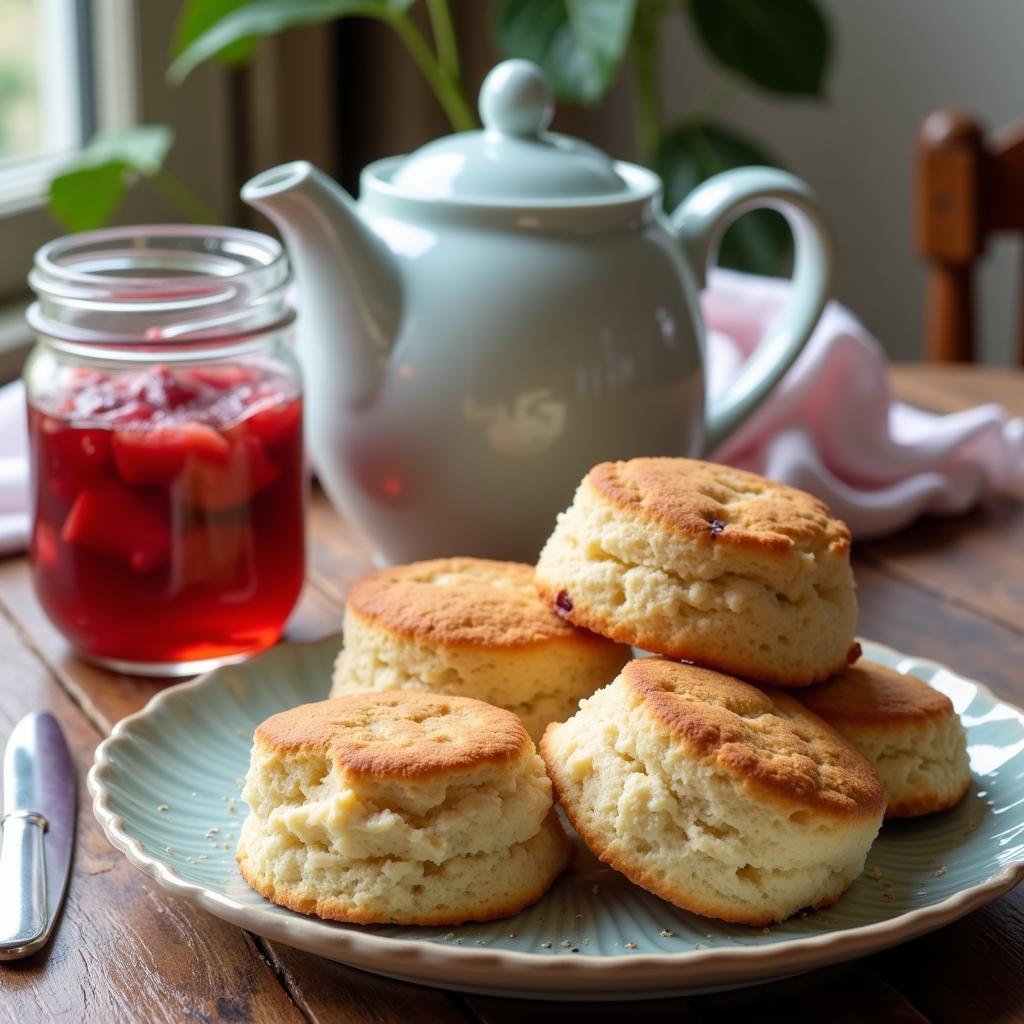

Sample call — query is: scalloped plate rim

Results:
[88,635,1024,998]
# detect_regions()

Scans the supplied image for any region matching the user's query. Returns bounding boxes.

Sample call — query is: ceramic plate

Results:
[89,637,1024,1000]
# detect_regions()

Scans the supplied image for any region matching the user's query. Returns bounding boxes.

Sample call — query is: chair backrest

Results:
[916,109,1024,363]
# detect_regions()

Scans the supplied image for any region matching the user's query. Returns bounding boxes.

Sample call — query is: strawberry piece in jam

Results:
[180,435,279,510]
[226,397,302,448]
[112,422,231,484]
[62,479,171,572]
[32,521,60,569]
[37,417,113,501]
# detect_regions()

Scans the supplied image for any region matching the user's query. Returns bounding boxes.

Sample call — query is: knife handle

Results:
[0,810,48,957]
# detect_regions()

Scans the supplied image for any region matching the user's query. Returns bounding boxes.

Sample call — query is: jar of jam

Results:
[24,226,306,675]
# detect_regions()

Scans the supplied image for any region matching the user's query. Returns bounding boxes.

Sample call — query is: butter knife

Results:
[0,712,76,960]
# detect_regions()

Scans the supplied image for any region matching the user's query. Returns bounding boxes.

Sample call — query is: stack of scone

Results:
[237,456,971,928]
[537,458,970,924]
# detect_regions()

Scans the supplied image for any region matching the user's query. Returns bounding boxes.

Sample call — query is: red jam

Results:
[27,364,305,667]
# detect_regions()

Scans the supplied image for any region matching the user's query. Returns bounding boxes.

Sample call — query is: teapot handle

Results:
[670,167,834,455]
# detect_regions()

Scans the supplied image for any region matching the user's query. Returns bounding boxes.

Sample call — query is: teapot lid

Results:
[389,60,629,202]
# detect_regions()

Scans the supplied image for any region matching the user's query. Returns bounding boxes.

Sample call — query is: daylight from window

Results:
[0,0,85,212]
[0,0,43,160]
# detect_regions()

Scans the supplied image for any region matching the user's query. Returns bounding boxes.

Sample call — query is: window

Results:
[0,0,93,213]
[0,0,236,339]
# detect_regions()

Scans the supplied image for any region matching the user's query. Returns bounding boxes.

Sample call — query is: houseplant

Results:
[49,0,831,273]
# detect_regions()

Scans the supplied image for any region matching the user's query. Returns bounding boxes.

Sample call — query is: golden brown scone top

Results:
[587,458,851,555]
[346,557,607,648]
[623,658,885,819]
[255,692,530,780]
[797,660,955,729]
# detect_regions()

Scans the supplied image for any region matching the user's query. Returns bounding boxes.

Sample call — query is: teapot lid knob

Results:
[479,60,553,138]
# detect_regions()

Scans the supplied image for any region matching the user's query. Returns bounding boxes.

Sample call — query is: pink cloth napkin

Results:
[2,270,1021,554]
[704,269,1024,539]
[0,381,29,555]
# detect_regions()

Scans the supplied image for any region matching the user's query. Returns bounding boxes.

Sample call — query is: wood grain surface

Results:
[1,365,1022,1022]
[0,584,304,1024]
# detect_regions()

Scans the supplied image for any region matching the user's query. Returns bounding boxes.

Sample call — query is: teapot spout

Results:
[242,161,400,406]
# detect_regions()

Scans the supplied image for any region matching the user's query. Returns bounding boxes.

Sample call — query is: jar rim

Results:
[27,224,293,348]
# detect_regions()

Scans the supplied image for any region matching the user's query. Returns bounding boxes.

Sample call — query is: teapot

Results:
[242,60,833,564]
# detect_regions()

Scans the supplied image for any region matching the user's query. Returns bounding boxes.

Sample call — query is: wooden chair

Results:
[916,109,1024,363]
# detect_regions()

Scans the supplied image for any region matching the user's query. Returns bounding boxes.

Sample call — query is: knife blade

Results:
[0,712,77,960]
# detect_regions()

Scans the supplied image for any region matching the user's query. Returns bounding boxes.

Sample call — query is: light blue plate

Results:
[89,638,1024,1000]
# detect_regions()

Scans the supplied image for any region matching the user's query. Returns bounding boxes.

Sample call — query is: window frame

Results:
[0,0,237,333]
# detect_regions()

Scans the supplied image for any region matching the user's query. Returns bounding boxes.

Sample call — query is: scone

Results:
[237,692,572,925]
[540,658,885,926]
[796,660,971,817]
[330,557,630,740]
[535,458,859,686]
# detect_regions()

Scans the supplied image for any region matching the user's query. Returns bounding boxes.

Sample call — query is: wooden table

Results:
[2,365,1022,1024]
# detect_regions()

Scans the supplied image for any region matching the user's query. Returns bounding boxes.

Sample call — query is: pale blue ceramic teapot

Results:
[243,60,833,564]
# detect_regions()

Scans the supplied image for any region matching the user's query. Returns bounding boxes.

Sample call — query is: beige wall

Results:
[580,0,1024,364]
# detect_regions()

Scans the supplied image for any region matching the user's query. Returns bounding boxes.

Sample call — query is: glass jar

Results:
[24,225,305,676]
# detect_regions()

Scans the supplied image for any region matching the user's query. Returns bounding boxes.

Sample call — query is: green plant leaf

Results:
[495,0,637,104]
[655,120,792,275]
[70,125,175,176]
[49,164,129,232]
[687,0,830,97]
[173,0,259,68]
[48,125,175,232]
[169,0,414,83]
